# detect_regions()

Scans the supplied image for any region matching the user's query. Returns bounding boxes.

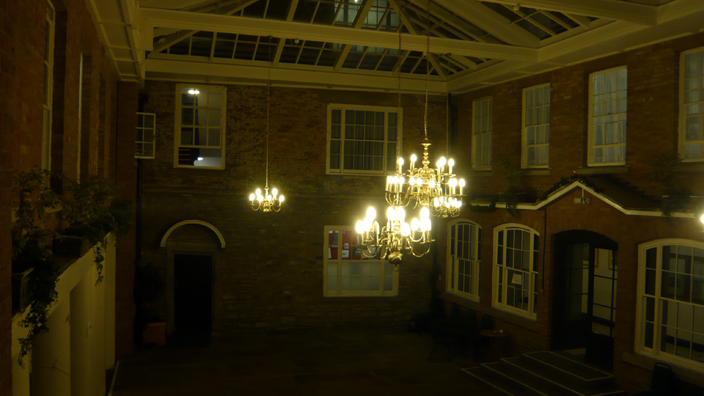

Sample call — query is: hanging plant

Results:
[12,167,61,366]
[12,167,132,365]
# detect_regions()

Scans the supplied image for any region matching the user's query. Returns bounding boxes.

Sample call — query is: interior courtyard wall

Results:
[0,0,123,391]
[139,82,450,332]
[445,32,704,393]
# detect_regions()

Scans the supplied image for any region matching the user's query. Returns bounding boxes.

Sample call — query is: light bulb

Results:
[448,159,454,167]
[421,218,431,232]
[701,213,704,225]
[255,188,261,196]
[398,157,404,166]
[411,154,417,162]
[429,180,436,188]
[401,223,410,236]
[256,195,262,202]
[410,176,416,185]
[249,193,255,201]
[396,207,406,221]
[449,178,457,187]
[459,179,466,187]
[456,200,462,208]
[420,207,430,219]
[386,206,396,221]
[411,218,419,231]
[416,178,423,186]
[356,220,365,234]
[279,195,284,202]
[438,157,446,167]
[434,197,440,207]
[272,188,278,196]
[366,206,376,221]
[197,157,204,161]
[393,176,399,184]
[399,177,405,185]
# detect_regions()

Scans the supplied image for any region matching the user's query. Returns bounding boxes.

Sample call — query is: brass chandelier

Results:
[355,206,434,265]
[249,46,284,213]
[385,1,466,219]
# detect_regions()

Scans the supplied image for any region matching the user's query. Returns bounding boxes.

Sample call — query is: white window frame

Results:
[174,84,227,170]
[42,0,55,170]
[679,46,704,162]
[326,104,402,176]
[446,219,481,302]
[588,66,627,167]
[323,225,399,297]
[493,223,539,319]
[472,97,493,170]
[136,112,156,159]
[522,84,550,169]
[636,239,704,371]
[77,53,83,181]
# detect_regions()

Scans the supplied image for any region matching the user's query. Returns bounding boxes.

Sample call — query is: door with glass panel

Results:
[552,231,618,369]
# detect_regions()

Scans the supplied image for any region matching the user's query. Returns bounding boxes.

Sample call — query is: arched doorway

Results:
[161,220,225,346]
[552,230,618,370]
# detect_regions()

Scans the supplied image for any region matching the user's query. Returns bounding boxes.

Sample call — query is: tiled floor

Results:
[111,330,496,396]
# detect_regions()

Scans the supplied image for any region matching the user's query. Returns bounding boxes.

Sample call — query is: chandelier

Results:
[249,46,284,213]
[385,1,466,219]
[355,206,434,265]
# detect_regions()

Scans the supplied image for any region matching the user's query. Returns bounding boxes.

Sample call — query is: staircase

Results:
[463,350,626,396]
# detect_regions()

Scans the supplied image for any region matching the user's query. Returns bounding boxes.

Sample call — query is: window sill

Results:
[441,292,540,332]
[622,352,704,388]
[574,165,629,175]
[521,169,551,176]
[676,162,704,173]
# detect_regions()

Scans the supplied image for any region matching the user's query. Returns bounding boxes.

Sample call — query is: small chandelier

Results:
[355,206,433,265]
[249,46,284,213]
[385,1,466,219]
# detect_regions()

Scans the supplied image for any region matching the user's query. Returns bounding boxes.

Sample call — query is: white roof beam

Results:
[387,0,446,76]
[145,57,448,93]
[138,8,539,61]
[335,0,375,70]
[478,0,657,25]
[434,0,540,48]
[273,0,298,65]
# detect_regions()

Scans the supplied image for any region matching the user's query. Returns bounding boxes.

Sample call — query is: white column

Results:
[70,273,91,396]
[31,300,71,396]
[104,234,116,369]
[91,256,106,396]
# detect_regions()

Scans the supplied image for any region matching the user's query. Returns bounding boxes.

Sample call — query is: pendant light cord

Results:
[265,38,272,189]
[424,0,430,140]
[397,24,402,160]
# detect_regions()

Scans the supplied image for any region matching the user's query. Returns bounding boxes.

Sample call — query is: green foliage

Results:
[12,167,132,365]
[539,175,602,202]
[646,153,691,219]
[495,157,523,217]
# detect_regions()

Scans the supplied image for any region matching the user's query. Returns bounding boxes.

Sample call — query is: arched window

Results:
[637,239,704,370]
[493,224,539,318]
[446,219,481,301]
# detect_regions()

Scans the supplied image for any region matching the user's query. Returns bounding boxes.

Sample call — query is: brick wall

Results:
[140,81,450,332]
[0,0,121,391]
[446,32,704,393]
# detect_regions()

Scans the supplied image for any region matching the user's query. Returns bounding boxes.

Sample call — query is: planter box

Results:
[53,235,93,258]
[11,268,34,313]
[142,322,166,346]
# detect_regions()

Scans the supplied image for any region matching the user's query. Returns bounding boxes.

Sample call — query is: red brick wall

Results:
[447,32,704,393]
[115,82,138,356]
[139,82,449,332]
[0,0,121,391]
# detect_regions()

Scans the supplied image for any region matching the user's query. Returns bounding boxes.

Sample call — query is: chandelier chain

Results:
[424,0,430,140]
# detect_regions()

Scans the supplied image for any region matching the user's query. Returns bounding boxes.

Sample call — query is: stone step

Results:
[523,351,614,387]
[503,356,626,396]
[483,361,579,396]
[463,366,544,396]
